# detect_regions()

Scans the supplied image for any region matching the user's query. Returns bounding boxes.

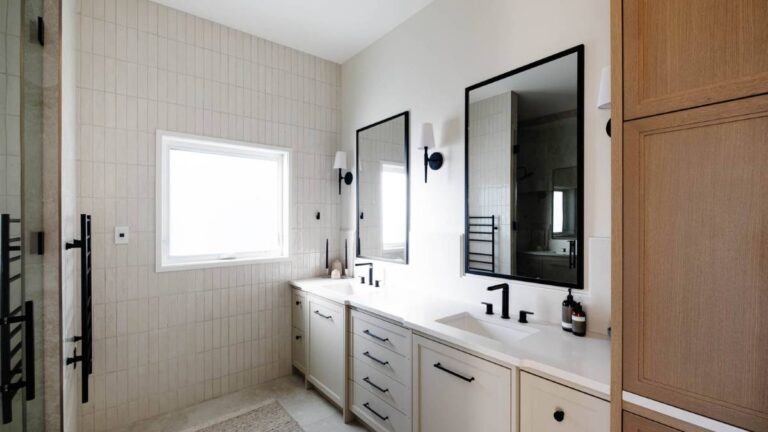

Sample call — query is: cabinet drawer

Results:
[351,382,411,432]
[351,357,411,416]
[291,289,307,330]
[352,334,410,386]
[291,327,306,373]
[413,335,513,432]
[520,372,609,432]
[351,310,411,358]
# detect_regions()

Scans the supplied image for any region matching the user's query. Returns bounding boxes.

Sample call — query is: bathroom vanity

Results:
[290,278,610,432]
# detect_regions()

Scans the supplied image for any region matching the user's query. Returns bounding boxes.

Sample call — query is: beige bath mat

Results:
[193,401,303,432]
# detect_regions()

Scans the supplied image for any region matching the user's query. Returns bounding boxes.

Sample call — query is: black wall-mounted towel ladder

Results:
[1,214,35,424]
[65,214,92,403]
[467,215,497,273]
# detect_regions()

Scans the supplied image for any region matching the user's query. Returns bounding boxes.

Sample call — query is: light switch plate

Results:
[115,226,129,244]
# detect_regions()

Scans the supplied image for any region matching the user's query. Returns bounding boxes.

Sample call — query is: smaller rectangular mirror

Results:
[356,112,410,263]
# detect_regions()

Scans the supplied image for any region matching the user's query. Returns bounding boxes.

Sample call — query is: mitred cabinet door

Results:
[623,412,680,432]
[622,94,768,431]
[623,0,768,119]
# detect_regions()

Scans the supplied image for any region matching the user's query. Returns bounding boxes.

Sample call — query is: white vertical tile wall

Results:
[74,1,341,430]
[0,0,22,218]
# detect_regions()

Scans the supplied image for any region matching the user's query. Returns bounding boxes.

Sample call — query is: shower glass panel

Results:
[0,0,45,430]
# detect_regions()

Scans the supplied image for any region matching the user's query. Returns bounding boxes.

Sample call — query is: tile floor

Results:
[113,373,369,432]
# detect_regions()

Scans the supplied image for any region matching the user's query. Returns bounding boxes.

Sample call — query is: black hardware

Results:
[481,302,494,315]
[363,376,389,393]
[316,211,320,220]
[554,409,565,422]
[65,347,82,368]
[421,146,444,183]
[363,351,389,366]
[67,215,92,402]
[355,262,373,286]
[295,335,302,340]
[518,310,534,324]
[568,240,576,269]
[487,283,510,319]
[37,17,44,46]
[356,111,411,265]
[1,215,36,424]
[338,169,354,195]
[467,216,496,272]
[359,276,366,284]
[433,362,475,382]
[313,310,332,320]
[605,118,611,137]
[374,280,380,288]
[295,300,301,306]
[363,402,389,421]
[464,45,585,290]
[363,329,389,343]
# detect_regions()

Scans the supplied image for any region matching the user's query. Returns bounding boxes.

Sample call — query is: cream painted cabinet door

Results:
[307,296,345,406]
[413,335,514,432]
[519,372,608,432]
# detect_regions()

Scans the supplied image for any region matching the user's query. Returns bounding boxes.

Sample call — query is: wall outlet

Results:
[114,226,129,244]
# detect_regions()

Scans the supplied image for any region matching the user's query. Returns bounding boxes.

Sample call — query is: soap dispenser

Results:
[571,302,587,337]
[561,289,575,332]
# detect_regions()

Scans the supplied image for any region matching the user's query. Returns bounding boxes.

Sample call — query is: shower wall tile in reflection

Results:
[74,1,342,430]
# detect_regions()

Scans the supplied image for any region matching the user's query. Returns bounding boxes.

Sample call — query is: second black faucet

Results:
[355,262,373,285]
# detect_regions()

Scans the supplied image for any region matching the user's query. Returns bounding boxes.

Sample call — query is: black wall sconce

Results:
[598,66,612,137]
[419,123,443,183]
[333,151,353,194]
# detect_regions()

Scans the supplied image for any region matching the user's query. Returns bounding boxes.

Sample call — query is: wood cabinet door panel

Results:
[623,0,768,119]
[623,412,680,432]
[623,95,768,431]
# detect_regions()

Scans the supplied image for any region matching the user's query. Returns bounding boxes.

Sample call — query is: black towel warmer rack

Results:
[1,214,35,424]
[65,214,92,403]
[467,215,497,273]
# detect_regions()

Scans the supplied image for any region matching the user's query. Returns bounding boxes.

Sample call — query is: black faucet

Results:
[487,283,510,319]
[355,262,373,285]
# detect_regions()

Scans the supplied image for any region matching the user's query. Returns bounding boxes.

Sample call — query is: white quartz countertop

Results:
[290,277,611,399]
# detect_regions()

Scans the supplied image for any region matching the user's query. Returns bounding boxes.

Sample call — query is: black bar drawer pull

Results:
[313,310,332,320]
[434,362,475,382]
[363,376,389,393]
[363,351,389,366]
[363,329,389,343]
[363,402,389,421]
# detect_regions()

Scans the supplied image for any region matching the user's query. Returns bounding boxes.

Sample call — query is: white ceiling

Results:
[151,0,434,63]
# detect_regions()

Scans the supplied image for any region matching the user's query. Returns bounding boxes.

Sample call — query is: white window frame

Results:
[156,130,290,272]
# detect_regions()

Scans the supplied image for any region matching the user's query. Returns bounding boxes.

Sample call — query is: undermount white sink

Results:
[437,312,539,344]
[318,280,373,296]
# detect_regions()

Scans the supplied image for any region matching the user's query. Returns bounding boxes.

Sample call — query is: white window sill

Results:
[156,255,291,273]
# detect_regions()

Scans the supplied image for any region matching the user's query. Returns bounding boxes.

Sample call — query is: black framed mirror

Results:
[356,112,410,264]
[464,46,584,288]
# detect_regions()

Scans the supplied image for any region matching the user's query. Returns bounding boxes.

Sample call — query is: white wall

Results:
[342,0,612,334]
[74,1,341,430]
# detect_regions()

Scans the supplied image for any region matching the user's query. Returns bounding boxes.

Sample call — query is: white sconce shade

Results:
[333,151,347,170]
[597,66,611,109]
[419,122,436,149]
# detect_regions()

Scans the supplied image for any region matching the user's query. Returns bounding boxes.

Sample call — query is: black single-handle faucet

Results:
[355,262,373,285]
[487,283,510,319]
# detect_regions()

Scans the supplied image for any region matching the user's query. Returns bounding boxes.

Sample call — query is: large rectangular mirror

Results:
[357,112,410,263]
[465,46,583,288]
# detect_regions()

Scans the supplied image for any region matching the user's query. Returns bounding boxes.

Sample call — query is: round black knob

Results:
[553,409,565,422]
[295,301,301,305]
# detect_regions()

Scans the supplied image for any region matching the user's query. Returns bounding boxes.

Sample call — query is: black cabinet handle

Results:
[363,329,389,343]
[295,335,302,340]
[433,362,475,382]
[553,409,565,422]
[363,376,389,393]
[313,310,332,320]
[295,300,301,306]
[363,402,388,421]
[363,351,389,366]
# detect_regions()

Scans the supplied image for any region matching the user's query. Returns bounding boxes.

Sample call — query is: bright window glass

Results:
[552,190,564,234]
[381,163,407,249]
[158,132,289,270]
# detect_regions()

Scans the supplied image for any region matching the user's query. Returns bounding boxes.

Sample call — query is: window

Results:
[380,162,407,250]
[552,190,564,234]
[157,131,289,271]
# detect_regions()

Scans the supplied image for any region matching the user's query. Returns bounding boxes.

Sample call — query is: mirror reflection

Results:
[357,112,410,263]
[465,47,583,287]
